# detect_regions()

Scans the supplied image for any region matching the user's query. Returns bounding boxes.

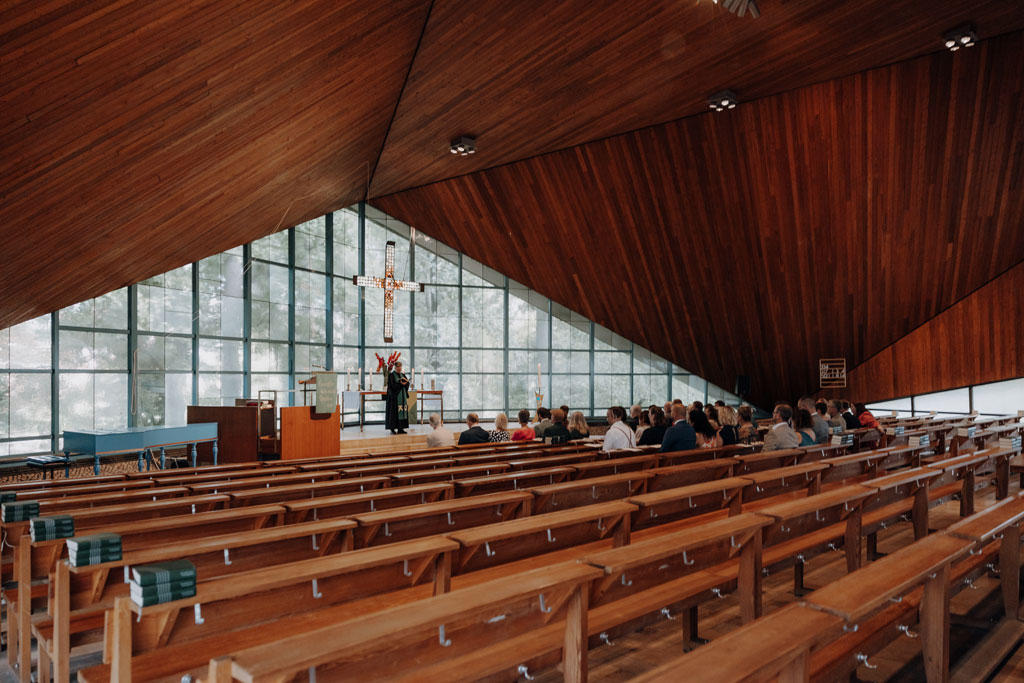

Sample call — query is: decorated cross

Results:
[352,240,424,343]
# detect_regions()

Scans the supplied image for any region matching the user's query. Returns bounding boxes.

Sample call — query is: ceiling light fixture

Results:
[704,0,760,19]
[707,90,739,112]
[449,136,476,156]
[943,24,977,51]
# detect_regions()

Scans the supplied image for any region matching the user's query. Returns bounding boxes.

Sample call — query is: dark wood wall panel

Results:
[846,260,1024,402]
[0,0,432,328]
[370,0,1024,196]
[374,31,1024,407]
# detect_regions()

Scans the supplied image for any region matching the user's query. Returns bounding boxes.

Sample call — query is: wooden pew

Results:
[340,458,456,477]
[222,475,393,508]
[281,483,453,523]
[740,462,827,502]
[182,469,341,495]
[387,462,511,486]
[644,459,738,492]
[801,532,976,682]
[0,474,127,492]
[78,536,464,683]
[200,562,602,683]
[733,448,804,474]
[0,479,154,501]
[860,467,942,555]
[447,501,636,572]
[579,513,774,650]
[568,453,660,479]
[37,518,358,682]
[529,471,652,514]
[453,466,574,496]
[756,484,877,593]
[506,452,600,470]
[628,477,749,528]
[123,466,297,484]
[627,604,843,682]
[349,491,532,547]
[33,486,191,514]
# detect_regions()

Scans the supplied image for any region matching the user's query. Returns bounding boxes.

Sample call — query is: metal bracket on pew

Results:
[897,624,918,639]
[596,517,606,532]
[546,529,557,543]
[730,536,740,549]
[194,604,205,625]
[223,549,232,566]
[963,578,979,590]
[660,607,676,620]
[312,579,323,599]
[539,593,552,614]
[312,534,320,550]
[711,588,727,599]
[855,653,878,669]
[599,632,615,647]
[682,551,695,566]
[403,560,413,577]
[517,664,535,681]
[621,573,633,586]
[439,624,452,647]
[383,523,392,537]
[447,512,455,526]
[484,541,496,557]
[986,562,1000,575]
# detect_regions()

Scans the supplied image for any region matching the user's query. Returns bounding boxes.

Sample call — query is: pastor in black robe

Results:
[385,369,410,433]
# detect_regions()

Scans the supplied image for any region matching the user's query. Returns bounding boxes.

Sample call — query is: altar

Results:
[341,389,444,431]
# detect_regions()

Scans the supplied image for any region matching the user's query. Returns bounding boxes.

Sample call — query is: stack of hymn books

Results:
[67,533,122,567]
[999,435,1022,450]
[909,434,931,448]
[1,500,39,522]
[130,559,197,607]
[0,491,17,504]
[30,514,75,542]
[831,433,854,446]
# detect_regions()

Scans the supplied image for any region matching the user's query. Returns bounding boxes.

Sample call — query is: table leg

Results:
[191,443,198,468]
[961,470,976,517]
[93,453,100,476]
[212,440,218,466]
[159,446,166,470]
[845,507,862,571]
[145,448,152,471]
[997,457,1010,500]
[64,451,71,478]
[921,564,951,682]
[136,450,144,472]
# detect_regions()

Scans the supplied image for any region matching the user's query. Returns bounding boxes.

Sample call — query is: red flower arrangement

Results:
[375,351,402,375]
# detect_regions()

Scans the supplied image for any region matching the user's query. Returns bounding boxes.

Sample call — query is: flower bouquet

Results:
[375,351,402,377]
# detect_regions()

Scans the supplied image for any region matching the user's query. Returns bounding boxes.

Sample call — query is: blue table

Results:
[62,424,219,476]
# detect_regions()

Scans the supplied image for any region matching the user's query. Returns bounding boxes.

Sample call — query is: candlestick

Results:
[537,363,542,391]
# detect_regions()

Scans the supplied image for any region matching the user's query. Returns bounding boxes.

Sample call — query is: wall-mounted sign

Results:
[819,358,847,388]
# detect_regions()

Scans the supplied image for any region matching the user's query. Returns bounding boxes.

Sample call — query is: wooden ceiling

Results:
[374,30,1024,406]
[2,1,1024,404]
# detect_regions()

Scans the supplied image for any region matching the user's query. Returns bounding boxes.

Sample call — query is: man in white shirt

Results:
[603,406,637,452]
[425,413,454,447]
[762,403,801,451]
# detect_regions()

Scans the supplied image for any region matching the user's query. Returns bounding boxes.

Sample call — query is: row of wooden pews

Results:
[2,419,1019,682]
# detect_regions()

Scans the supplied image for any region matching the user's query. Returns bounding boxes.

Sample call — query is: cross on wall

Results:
[352,240,424,343]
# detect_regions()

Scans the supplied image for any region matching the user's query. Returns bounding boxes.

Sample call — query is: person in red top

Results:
[854,403,880,430]
[511,409,536,441]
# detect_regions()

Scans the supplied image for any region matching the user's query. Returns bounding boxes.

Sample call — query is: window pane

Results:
[415,286,459,347]
[252,231,289,264]
[198,374,244,406]
[138,265,192,334]
[60,288,128,329]
[251,262,289,340]
[867,398,913,414]
[294,217,327,272]
[137,373,192,426]
[198,249,244,338]
[294,271,327,343]
[3,315,51,369]
[914,388,969,415]
[8,373,50,437]
[137,335,191,372]
[332,208,360,278]
[251,342,289,373]
[972,379,1024,415]
[332,278,360,345]
[199,339,243,372]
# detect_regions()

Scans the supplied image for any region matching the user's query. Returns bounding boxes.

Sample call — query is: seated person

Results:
[425,413,454,447]
[763,403,801,451]
[567,411,591,440]
[690,409,722,448]
[638,406,668,446]
[543,409,571,444]
[716,405,740,445]
[511,409,536,441]
[660,404,697,453]
[458,413,490,445]
[841,400,861,430]
[826,399,847,432]
[488,413,511,442]
[533,406,553,438]
[794,408,817,446]
[736,405,759,444]
[603,406,637,451]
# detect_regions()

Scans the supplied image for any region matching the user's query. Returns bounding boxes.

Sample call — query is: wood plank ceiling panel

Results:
[846,260,1024,402]
[370,0,1024,196]
[0,0,431,328]
[373,31,1024,407]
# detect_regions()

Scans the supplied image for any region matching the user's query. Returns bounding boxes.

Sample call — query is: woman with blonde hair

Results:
[567,411,590,440]
[488,413,511,442]
[716,405,740,445]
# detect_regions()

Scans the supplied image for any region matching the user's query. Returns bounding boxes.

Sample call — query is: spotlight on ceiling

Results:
[943,24,977,51]
[449,136,476,156]
[707,90,739,112]
[705,0,760,19]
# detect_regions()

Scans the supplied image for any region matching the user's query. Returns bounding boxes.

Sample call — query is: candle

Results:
[345,368,350,391]
[537,363,542,391]
[411,367,415,385]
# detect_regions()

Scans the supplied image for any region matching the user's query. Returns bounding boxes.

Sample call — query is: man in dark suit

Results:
[660,404,697,453]
[458,413,489,445]
[543,409,571,444]
[841,400,861,430]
